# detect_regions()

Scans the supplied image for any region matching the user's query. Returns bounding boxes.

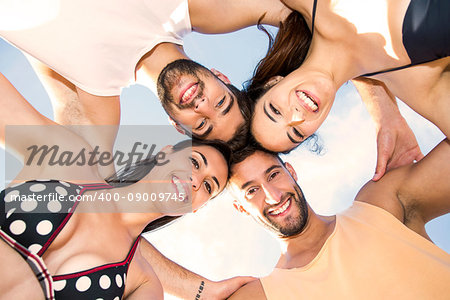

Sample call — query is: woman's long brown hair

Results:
[246,11,312,99]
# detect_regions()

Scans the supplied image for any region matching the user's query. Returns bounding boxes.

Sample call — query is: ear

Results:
[264,76,284,88]
[232,199,249,215]
[168,116,186,135]
[160,144,174,154]
[210,68,231,84]
[284,162,298,181]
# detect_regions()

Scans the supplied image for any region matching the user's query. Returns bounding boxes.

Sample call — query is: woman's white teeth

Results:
[298,91,318,111]
[269,199,290,216]
[182,84,196,103]
[172,176,185,194]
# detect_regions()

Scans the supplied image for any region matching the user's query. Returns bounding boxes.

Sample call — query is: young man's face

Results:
[158,60,244,141]
[229,151,309,237]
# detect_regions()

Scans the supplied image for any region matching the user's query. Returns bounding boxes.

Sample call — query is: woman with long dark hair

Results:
[0,72,231,299]
[247,0,449,154]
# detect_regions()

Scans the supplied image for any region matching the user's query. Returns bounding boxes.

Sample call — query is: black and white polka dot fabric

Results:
[0,180,140,299]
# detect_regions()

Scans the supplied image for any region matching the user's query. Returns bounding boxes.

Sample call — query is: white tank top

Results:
[0,0,191,96]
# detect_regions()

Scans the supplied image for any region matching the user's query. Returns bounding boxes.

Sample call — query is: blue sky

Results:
[1,23,448,299]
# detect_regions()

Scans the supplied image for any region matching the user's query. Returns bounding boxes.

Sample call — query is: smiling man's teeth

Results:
[181,84,196,103]
[269,199,291,216]
[298,91,318,111]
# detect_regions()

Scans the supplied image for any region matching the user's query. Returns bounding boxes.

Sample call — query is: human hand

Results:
[373,116,424,181]
[201,276,257,299]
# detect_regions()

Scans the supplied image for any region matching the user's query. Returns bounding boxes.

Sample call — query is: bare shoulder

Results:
[355,165,410,222]
[356,139,450,226]
[228,279,267,300]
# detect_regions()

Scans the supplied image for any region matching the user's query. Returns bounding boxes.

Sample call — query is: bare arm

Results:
[356,138,450,237]
[189,0,291,33]
[0,72,54,152]
[228,280,267,300]
[140,238,255,299]
[352,77,423,180]
[396,139,450,223]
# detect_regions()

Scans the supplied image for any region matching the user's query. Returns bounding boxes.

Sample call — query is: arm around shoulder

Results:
[189,0,291,33]
[228,279,267,300]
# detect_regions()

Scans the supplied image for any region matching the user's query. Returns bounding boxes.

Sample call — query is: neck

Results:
[277,208,336,269]
[135,43,189,92]
[307,39,363,88]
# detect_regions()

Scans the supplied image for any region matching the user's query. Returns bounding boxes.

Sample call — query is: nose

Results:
[288,107,305,126]
[261,183,282,205]
[191,175,201,191]
[194,97,212,115]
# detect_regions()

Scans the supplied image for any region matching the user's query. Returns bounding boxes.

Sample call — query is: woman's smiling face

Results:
[251,69,337,152]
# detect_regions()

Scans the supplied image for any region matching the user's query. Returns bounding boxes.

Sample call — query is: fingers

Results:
[414,151,425,162]
[373,154,387,181]
[386,147,424,170]
[373,134,392,181]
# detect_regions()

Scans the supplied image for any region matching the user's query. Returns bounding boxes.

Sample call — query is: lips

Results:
[171,175,190,202]
[179,82,199,105]
[296,90,319,113]
[267,197,292,217]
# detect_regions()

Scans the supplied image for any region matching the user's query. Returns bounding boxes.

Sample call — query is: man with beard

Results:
[226,142,450,299]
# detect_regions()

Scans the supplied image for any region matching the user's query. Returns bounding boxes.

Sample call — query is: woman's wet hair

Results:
[106,139,232,233]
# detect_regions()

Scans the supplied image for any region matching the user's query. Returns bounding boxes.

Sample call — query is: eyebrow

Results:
[287,132,302,144]
[212,176,220,190]
[240,165,280,189]
[221,92,234,116]
[263,103,277,122]
[194,150,208,166]
[195,125,213,139]
[194,150,221,190]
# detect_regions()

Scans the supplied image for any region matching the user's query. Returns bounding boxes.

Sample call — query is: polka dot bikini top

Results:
[0,180,140,299]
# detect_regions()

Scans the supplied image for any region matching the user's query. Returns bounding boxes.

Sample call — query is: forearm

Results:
[140,238,211,299]
[190,0,291,34]
[352,77,399,130]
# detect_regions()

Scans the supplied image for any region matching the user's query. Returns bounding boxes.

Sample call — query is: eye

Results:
[196,119,206,130]
[268,171,279,181]
[190,157,199,169]
[245,187,258,199]
[292,127,304,139]
[216,96,226,108]
[203,181,212,194]
[270,104,281,115]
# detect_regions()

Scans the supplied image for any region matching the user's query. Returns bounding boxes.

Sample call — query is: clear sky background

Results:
[1,21,448,299]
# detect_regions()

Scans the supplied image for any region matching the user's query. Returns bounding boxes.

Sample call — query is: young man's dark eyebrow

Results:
[195,125,213,139]
[264,165,281,175]
[263,103,277,122]
[241,165,281,189]
[221,92,234,116]
[241,180,255,190]
[287,132,302,144]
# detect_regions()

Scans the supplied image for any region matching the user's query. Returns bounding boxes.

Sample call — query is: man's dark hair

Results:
[230,139,279,171]
[223,84,252,151]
